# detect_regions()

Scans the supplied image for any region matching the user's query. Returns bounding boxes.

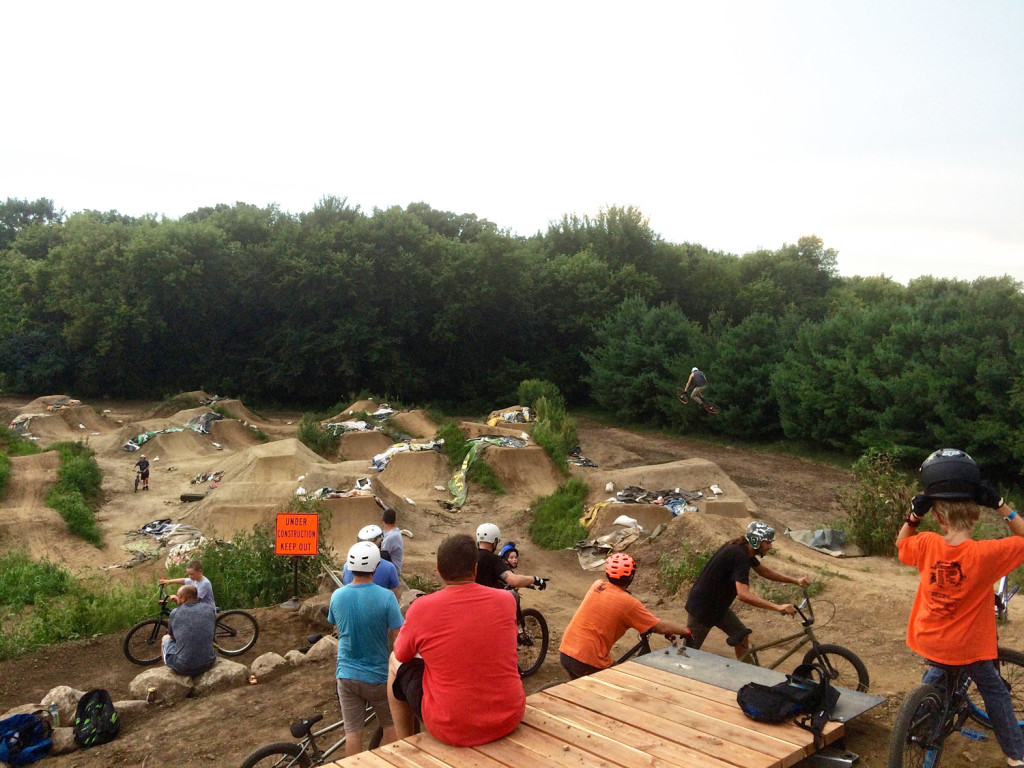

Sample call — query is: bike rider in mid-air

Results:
[683,366,709,407]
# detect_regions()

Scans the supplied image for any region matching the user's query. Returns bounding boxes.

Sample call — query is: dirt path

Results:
[2,408,1022,766]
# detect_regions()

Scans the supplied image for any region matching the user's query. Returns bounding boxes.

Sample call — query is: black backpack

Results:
[736,663,840,747]
[0,711,53,765]
[73,689,119,748]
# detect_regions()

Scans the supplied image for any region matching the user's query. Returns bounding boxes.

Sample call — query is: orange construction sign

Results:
[275,512,319,556]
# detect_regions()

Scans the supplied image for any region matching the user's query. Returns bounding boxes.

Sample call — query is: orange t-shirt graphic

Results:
[898,532,1024,665]
[559,580,659,669]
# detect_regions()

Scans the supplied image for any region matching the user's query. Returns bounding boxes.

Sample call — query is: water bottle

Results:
[47,702,60,728]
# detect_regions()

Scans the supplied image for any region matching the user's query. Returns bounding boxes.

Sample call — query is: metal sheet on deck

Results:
[632,646,885,722]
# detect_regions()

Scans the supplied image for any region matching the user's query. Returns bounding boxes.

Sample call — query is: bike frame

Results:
[738,589,819,670]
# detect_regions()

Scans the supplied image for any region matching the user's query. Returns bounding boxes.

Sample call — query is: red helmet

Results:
[605,553,636,580]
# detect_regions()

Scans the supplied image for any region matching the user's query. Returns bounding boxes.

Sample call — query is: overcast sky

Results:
[3,1,1022,284]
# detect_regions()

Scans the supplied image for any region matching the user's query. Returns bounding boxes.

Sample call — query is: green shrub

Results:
[45,442,103,546]
[0,425,42,457]
[834,449,914,556]
[0,453,9,499]
[403,574,442,594]
[436,421,470,468]
[467,461,505,496]
[517,379,566,412]
[658,544,713,594]
[151,393,201,418]
[528,478,589,549]
[0,552,74,606]
[297,414,341,458]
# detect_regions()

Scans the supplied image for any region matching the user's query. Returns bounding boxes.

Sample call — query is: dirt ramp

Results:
[55,405,117,434]
[459,421,532,442]
[132,429,220,461]
[216,399,265,425]
[13,413,82,444]
[214,439,328,484]
[301,460,374,493]
[0,451,60,511]
[320,496,387,554]
[483,445,562,501]
[209,419,261,450]
[390,410,439,439]
[171,406,217,423]
[375,451,449,508]
[339,430,393,460]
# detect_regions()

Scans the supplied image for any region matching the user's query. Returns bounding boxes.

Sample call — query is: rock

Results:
[112,699,150,727]
[42,684,86,728]
[298,593,334,629]
[0,702,43,719]
[400,590,425,612]
[50,726,79,755]
[193,658,249,693]
[304,635,338,662]
[129,666,193,702]
[251,652,288,677]
[284,650,307,665]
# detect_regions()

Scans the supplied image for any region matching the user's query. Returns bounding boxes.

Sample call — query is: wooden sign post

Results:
[276,512,319,604]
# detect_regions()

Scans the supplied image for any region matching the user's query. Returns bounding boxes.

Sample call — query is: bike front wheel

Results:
[674,389,690,405]
[803,643,870,692]
[703,401,721,415]
[887,683,945,768]
[239,741,310,768]
[517,608,549,678]
[214,610,259,656]
[967,646,1024,729]
[123,618,168,665]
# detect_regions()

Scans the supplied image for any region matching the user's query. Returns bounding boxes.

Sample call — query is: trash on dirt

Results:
[166,535,210,567]
[191,471,224,485]
[574,526,644,570]
[612,514,641,529]
[371,439,444,472]
[445,436,525,508]
[122,427,184,451]
[486,405,533,426]
[324,419,375,435]
[302,483,377,501]
[568,445,597,467]
[784,527,865,558]
[185,412,223,434]
[295,486,306,496]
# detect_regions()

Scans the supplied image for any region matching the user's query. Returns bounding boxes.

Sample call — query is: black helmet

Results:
[920,449,979,499]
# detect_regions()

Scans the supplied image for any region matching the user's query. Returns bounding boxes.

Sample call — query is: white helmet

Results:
[691,367,699,372]
[476,523,501,545]
[347,541,381,573]
[358,524,383,542]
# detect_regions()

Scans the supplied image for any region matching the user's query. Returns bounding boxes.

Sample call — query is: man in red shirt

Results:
[559,553,690,679]
[897,448,1024,768]
[388,534,524,746]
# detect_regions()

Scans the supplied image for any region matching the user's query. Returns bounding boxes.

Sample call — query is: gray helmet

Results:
[745,521,775,549]
[920,448,980,499]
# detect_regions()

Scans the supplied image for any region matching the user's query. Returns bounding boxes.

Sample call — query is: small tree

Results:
[835,449,914,556]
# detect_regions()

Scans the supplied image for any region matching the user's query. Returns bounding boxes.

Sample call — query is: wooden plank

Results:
[478,723,624,768]
[374,740,458,768]
[521,705,686,768]
[530,691,776,768]
[406,730,519,768]
[326,751,399,768]
[558,674,800,761]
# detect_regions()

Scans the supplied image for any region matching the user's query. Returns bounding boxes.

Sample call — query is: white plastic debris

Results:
[434,485,445,491]
[295,486,307,496]
[605,482,615,492]
[404,496,416,505]
[297,475,306,482]
[710,484,723,496]
[153,456,160,461]
[78,423,86,429]
[613,514,639,528]
[212,442,223,450]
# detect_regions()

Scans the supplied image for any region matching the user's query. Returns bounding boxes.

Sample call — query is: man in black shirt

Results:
[475,523,547,591]
[684,521,810,657]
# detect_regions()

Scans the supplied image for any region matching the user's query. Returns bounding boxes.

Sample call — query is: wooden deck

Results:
[325,659,848,768]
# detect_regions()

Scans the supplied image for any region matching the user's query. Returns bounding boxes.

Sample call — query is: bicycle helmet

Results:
[358,524,383,542]
[691,367,699,372]
[745,521,775,549]
[499,541,518,560]
[920,448,980,499]
[347,541,381,573]
[476,523,500,545]
[605,552,637,580]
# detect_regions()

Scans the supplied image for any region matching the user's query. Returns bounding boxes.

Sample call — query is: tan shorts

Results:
[337,678,393,733]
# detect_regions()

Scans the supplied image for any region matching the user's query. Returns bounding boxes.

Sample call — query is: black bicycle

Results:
[123,583,259,665]
[514,586,549,678]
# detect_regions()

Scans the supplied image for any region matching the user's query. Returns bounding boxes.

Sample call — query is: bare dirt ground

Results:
[1,397,1021,767]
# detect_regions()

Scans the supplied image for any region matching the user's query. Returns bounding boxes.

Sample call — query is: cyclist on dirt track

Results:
[475,524,547,592]
[133,454,150,491]
[683,366,709,406]
[897,448,1024,768]
[684,521,811,658]
[558,553,691,679]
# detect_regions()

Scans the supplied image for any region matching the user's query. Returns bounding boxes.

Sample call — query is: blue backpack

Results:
[0,712,53,766]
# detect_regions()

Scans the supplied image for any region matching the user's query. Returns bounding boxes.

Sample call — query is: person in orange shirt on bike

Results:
[558,553,690,679]
[897,448,1024,768]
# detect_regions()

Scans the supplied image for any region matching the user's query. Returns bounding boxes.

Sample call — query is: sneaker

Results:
[1007,759,1024,767]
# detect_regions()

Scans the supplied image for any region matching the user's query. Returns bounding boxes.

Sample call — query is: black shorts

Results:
[560,652,602,680]
[391,657,425,722]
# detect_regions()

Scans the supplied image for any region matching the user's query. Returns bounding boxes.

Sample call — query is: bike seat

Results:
[290,714,324,738]
[726,628,753,647]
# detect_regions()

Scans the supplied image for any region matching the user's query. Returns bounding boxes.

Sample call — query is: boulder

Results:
[193,658,249,693]
[284,650,307,665]
[50,726,79,755]
[112,699,150,727]
[304,635,338,663]
[0,702,42,720]
[42,684,86,728]
[251,652,288,677]
[298,593,333,629]
[129,666,193,702]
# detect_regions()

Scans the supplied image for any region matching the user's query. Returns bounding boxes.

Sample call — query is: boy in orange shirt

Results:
[897,448,1024,767]
[559,553,690,679]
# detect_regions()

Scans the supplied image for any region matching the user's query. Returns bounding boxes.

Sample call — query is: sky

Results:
[3,1,1022,285]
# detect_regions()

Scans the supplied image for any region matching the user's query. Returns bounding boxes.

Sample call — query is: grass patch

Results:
[528,478,588,549]
[658,544,713,594]
[755,579,825,605]
[403,574,442,594]
[297,414,341,458]
[0,453,9,499]
[149,393,201,418]
[0,425,42,457]
[0,552,74,606]
[45,441,103,546]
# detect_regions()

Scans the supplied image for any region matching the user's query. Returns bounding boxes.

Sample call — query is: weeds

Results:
[0,425,41,457]
[0,552,74,606]
[297,415,341,458]
[528,478,588,549]
[45,442,103,546]
[658,544,712,594]
[834,449,914,556]
[403,574,442,594]
[755,579,825,604]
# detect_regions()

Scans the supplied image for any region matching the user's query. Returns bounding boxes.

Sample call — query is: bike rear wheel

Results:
[887,683,945,768]
[674,389,690,405]
[214,610,259,656]
[803,643,870,692]
[967,646,1024,729]
[703,401,721,415]
[517,608,549,678]
[239,741,310,768]
[123,618,168,665]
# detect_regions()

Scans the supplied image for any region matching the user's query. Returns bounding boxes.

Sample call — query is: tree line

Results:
[1,197,1021,484]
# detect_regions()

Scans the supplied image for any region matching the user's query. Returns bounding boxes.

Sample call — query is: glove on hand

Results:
[533,576,548,591]
[974,482,1004,510]
[910,493,933,517]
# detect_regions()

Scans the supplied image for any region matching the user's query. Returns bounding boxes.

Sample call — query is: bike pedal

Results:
[959,727,989,742]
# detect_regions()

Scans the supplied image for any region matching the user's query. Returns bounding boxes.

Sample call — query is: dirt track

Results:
[1,399,1022,767]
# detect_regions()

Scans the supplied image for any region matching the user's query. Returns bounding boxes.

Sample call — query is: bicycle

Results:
[134,468,142,493]
[727,586,870,692]
[122,583,259,665]
[514,586,549,678]
[239,705,381,767]
[675,388,721,415]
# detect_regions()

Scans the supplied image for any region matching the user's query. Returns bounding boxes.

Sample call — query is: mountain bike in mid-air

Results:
[675,389,720,415]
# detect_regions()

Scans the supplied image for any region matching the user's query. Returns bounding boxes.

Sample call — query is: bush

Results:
[658,545,713,594]
[297,415,341,458]
[45,442,103,546]
[0,552,74,606]
[835,449,914,556]
[0,425,42,457]
[529,479,589,549]
[435,421,469,467]
[517,379,566,413]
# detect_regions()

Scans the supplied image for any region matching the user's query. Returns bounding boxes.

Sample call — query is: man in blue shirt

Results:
[328,542,404,757]
[342,525,401,597]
